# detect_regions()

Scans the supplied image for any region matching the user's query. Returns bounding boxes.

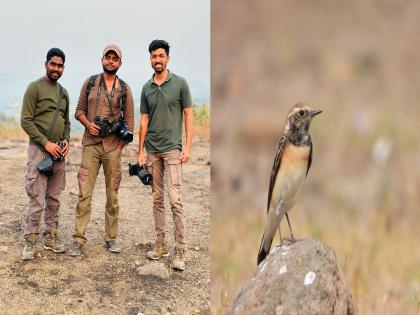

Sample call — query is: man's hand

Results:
[179,149,190,163]
[44,141,62,159]
[87,121,100,136]
[60,139,70,157]
[138,151,147,165]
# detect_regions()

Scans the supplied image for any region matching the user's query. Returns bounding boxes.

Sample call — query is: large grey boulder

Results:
[230,238,355,315]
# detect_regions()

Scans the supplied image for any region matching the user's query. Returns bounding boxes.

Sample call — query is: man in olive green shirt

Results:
[20,48,70,260]
[138,40,193,271]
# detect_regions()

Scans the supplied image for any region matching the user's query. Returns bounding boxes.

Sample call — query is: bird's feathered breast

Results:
[267,136,312,213]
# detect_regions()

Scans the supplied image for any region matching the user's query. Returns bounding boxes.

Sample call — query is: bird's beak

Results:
[309,109,322,118]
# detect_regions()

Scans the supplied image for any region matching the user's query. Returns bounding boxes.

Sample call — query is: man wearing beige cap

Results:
[68,44,134,256]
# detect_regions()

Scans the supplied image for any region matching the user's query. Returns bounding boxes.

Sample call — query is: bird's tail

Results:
[257,232,272,265]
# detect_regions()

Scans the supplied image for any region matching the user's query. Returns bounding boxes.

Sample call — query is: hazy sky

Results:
[0,0,210,103]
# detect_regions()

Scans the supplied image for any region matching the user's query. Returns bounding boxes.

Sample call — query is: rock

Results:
[230,238,355,315]
[137,262,169,279]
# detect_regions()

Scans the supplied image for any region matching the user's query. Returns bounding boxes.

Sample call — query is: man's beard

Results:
[47,71,61,82]
[103,65,118,75]
[152,63,166,73]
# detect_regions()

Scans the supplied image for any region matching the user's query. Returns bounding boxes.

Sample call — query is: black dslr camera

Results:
[94,116,133,144]
[94,116,112,138]
[128,163,153,186]
[37,155,54,177]
[36,143,65,177]
[111,118,133,144]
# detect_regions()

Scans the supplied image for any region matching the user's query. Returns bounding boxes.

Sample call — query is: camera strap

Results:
[47,84,66,140]
[38,84,65,157]
[99,74,117,121]
[86,74,127,120]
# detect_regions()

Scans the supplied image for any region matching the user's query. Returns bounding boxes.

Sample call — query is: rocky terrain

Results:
[0,138,210,315]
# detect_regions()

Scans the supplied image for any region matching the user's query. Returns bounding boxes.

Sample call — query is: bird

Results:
[257,103,322,265]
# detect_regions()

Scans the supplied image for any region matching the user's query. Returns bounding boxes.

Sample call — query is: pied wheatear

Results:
[257,103,322,265]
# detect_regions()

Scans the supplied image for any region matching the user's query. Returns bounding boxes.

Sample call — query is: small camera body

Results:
[128,163,153,186]
[94,116,112,138]
[36,155,54,177]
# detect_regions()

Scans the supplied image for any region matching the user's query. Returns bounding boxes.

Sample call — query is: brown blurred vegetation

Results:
[212,1,420,314]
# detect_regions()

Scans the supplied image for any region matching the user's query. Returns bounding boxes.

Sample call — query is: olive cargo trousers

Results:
[73,143,122,244]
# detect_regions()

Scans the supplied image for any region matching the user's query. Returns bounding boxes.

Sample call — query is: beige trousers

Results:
[146,149,185,246]
[24,144,65,237]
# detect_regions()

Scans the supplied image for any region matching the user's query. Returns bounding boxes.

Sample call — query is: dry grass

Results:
[192,104,210,141]
[0,123,27,144]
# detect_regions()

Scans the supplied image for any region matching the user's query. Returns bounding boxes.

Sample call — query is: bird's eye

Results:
[299,110,305,116]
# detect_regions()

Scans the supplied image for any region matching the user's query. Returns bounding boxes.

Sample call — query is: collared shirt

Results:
[140,70,192,153]
[75,74,134,152]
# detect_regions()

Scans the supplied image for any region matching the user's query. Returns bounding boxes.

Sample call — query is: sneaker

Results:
[21,234,37,261]
[105,240,121,253]
[43,228,65,253]
[146,234,169,260]
[68,240,83,257]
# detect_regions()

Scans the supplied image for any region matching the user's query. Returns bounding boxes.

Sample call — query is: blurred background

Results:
[211,1,420,314]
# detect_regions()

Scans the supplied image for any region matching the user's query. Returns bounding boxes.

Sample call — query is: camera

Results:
[128,163,153,186]
[36,155,54,177]
[111,118,133,144]
[94,116,112,138]
[94,116,133,144]
[36,142,65,177]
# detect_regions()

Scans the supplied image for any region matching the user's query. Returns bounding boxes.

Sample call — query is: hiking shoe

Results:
[105,240,121,253]
[68,241,83,257]
[21,234,37,261]
[43,228,65,253]
[172,246,186,271]
[146,234,169,260]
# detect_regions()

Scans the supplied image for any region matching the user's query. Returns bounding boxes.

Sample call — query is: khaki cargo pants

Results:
[24,144,65,237]
[73,143,122,244]
[146,149,185,246]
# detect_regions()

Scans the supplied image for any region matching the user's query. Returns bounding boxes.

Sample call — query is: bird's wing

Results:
[306,139,312,177]
[267,136,288,213]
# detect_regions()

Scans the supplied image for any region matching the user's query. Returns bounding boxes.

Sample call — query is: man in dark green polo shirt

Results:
[138,39,193,271]
[20,48,70,260]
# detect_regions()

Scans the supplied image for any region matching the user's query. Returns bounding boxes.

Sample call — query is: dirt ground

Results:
[0,138,210,315]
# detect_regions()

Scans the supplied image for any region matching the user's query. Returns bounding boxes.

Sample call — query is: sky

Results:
[0,0,210,110]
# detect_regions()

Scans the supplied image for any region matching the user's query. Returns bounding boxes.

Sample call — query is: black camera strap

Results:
[99,74,117,121]
[38,84,66,159]
[47,84,66,139]
[86,74,127,120]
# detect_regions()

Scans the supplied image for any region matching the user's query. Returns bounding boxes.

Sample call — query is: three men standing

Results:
[20,48,70,260]
[138,40,193,271]
[68,44,134,256]
[20,42,192,270]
